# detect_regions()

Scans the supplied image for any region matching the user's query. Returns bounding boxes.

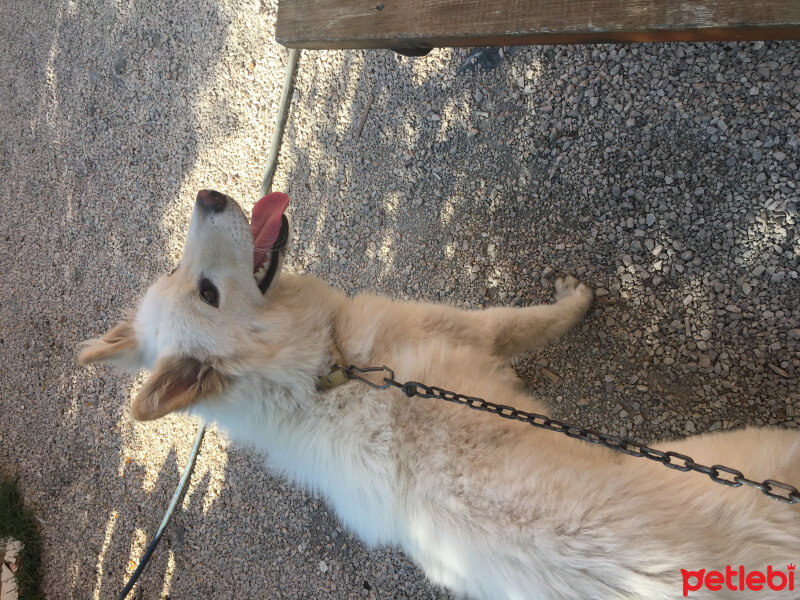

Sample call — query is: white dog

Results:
[80,190,800,599]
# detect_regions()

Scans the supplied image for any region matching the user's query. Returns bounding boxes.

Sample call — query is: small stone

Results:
[645,214,655,226]
[540,367,561,383]
[685,420,697,433]
[767,364,789,378]
[319,561,329,573]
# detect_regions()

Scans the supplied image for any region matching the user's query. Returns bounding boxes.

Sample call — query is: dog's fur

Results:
[80,193,800,599]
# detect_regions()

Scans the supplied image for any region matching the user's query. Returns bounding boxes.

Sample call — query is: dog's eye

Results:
[199,278,219,307]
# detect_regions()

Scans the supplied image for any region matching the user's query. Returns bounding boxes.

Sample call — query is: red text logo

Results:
[681,565,795,596]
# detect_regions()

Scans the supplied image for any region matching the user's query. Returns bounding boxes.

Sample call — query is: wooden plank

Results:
[276,0,800,49]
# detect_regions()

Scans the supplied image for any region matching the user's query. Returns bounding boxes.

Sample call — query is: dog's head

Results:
[79,190,290,420]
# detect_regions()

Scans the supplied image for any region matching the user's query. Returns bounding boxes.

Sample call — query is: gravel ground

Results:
[1,0,798,598]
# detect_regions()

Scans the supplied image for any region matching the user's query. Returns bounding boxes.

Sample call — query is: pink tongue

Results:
[250,192,290,272]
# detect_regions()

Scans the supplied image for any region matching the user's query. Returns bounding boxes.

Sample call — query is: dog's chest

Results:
[202,382,403,547]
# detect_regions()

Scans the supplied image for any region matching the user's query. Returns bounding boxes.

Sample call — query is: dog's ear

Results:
[131,356,226,421]
[78,320,140,368]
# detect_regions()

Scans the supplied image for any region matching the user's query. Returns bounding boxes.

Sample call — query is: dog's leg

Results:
[339,276,591,365]
[484,276,593,359]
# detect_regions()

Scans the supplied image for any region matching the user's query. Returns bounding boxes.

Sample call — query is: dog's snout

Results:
[196,189,228,214]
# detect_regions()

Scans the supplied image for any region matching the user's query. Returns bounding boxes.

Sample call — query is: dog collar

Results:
[316,365,349,390]
[315,342,349,391]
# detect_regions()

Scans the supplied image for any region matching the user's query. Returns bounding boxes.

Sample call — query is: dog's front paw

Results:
[555,275,593,306]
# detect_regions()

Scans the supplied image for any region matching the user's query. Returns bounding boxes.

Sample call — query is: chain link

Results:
[344,365,800,505]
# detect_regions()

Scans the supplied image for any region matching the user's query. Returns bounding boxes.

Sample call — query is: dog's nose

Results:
[196,189,227,213]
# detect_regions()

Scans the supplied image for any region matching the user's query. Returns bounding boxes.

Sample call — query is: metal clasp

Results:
[344,365,396,389]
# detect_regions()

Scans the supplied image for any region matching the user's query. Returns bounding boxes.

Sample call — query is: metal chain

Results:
[344,365,800,505]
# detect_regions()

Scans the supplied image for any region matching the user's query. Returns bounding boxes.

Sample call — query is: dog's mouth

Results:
[250,192,290,294]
